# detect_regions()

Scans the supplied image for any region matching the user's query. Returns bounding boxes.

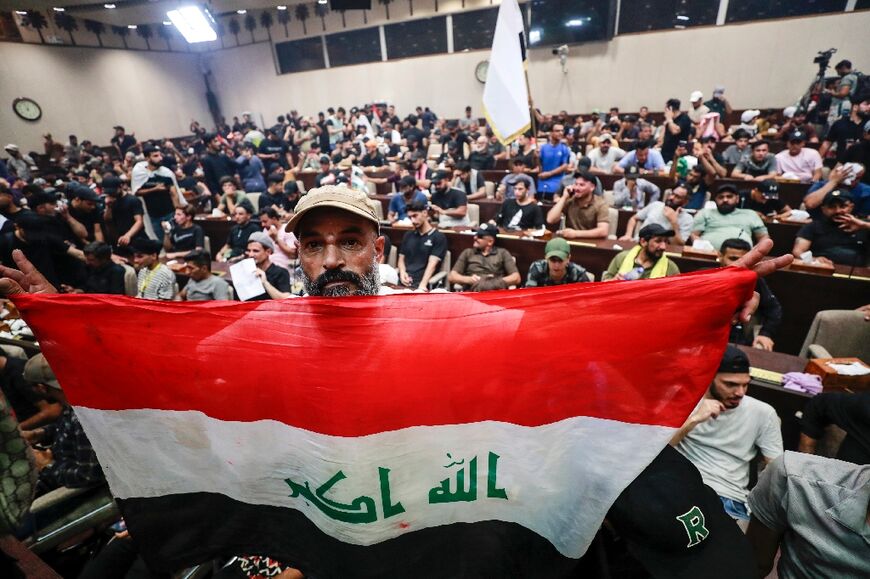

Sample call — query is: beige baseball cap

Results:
[23,354,61,389]
[286,185,379,234]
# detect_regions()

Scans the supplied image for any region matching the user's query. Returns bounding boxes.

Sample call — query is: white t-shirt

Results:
[587,146,625,172]
[676,395,783,503]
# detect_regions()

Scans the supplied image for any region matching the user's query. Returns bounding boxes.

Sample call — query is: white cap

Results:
[783,106,797,119]
[741,110,761,123]
[713,86,725,96]
[690,91,703,102]
[4,144,19,152]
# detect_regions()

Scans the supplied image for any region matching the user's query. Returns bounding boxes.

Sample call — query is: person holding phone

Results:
[661,98,693,163]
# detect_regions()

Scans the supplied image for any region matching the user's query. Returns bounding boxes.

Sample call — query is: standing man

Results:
[201,133,237,201]
[131,145,184,243]
[3,144,35,182]
[671,345,783,522]
[398,200,447,291]
[661,99,692,163]
[603,224,680,281]
[537,125,571,200]
[827,59,860,126]
[111,126,137,157]
[102,175,146,249]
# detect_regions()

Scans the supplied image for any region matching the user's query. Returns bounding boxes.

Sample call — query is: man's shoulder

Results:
[740,395,778,419]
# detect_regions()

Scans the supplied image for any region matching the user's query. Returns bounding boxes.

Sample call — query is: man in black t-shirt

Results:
[258,130,291,170]
[661,99,693,163]
[430,171,469,228]
[439,123,470,161]
[102,176,146,249]
[820,102,865,163]
[843,121,870,184]
[110,126,137,157]
[201,133,237,198]
[0,213,84,288]
[793,190,868,266]
[360,140,385,169]
[75,241,126,295]
[0,182,31,235]
[739,180,791,220]
[218,202,260,262]
[398,201,448,290]
[131,145,181,243]
[244,232,291,301]
[68,185,105,245]
[493,180,544,231]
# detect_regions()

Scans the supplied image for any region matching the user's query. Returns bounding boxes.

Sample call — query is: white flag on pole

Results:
[482,0,531,145]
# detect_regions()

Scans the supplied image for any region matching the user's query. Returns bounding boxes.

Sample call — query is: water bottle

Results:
[623,266,645,281]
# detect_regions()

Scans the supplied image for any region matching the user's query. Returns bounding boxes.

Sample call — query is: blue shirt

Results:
[236,155,267,192]
[388,191,428,221]
[617,149,666,172]
[806,180,870,219]
[537,143,571,194]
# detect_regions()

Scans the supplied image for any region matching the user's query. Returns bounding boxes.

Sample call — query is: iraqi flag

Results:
[13,268,756,577]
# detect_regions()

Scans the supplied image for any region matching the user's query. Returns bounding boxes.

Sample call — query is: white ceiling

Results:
[3,1,321,26]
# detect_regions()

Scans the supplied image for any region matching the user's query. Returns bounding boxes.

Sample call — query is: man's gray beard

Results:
[302,256,381,297]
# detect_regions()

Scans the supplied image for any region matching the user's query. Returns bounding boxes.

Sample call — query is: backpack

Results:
[852,71,870,102]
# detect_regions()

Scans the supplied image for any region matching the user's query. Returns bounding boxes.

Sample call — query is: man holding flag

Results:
[1,178,791,577]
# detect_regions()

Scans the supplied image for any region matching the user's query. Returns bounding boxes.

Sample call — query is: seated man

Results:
[586,133,625,174]
[217,176,250,215]
[448,223,520,291]
[496,157,536,201]
[217,201,260,262]
[719,238,782,351]
[671,345,783,521]
[683,164,713,210]
[603,224,680,280]
[452,161,486,200]
[429,171,470,228]
[359,140,385,169]
[74,241,127,295]
[739,179,792,220]
[792,190,869,266]
[620,184,692,244]
[492,180,544,232]
[243,232,291,301]
[803,163,870,219]
[20,354,105,494]
[524,237,591,286]
[691,184,769,251]
[164,205,205,260]
[545,171,610,240]
[775,131,823,183]
[257,173,291,215]
[721,129,752,165]
[612,166,661,210]
[798,391,869,465]
[732,140,778,182]
[747,453,870,579]
[180,249,230,301]
[388,176,428,224]
[132,237,175,300]
[613,140,665,175]
[0,351,61,431]
[398,201,447,290]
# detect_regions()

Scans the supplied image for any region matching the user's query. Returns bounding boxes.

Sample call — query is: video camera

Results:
[813,48,837,71]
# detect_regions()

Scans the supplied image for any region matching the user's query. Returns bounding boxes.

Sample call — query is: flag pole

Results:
[524,68,539,161]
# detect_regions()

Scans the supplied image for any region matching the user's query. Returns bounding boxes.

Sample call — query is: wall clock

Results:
[13,97,42,121]
[475,60,489,84]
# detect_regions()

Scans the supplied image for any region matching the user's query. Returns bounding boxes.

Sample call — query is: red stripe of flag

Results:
[14,268,755,437]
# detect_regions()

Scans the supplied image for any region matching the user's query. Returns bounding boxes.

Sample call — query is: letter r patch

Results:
[676,505,709,548]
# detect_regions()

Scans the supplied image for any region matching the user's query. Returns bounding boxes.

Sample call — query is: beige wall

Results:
[0,42,212,153]
[209,10,870,123]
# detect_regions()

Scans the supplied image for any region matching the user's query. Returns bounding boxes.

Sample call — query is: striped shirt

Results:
[136,264,176,300]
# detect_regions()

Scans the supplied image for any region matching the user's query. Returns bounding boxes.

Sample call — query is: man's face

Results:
[720,248,748,266]
[297,208,384,297]
[821,200,853,220]
[514,181,528,201]
[793,113,806,126]
[133,251,155,269]
[787,140,804,155]
[222,182,237,195]
[666,187,688,209]
[259,214,276,230]
[148,152,163,166]
[687,169,702,185]
[433,178,448,194]
[75,198,97,213]
[573,177,595,197]
[473,235,494,252]
[715,191,739,214]
[408,208,428,229]
[547,256,566,277]
[752,144,769,161]
[84,253,103,269]
[735,137,749,149]
[636,148,649,164]
[641,236,668,260]
[233,207,250,225]
[640,107,648,115]
[188,262,210,281]
[709,372,750,409]
[638,125,652,140]
[551,125,564,142]
[209,137,221,150]
[115,128,124,137]
[245,242,270,266]
[35,202,56,217]
[600,140,611,153]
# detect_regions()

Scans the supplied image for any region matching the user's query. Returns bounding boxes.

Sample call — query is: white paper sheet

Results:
[229,258,266,302]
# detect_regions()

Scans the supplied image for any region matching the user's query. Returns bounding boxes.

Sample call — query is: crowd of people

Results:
[1,60,869,578]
